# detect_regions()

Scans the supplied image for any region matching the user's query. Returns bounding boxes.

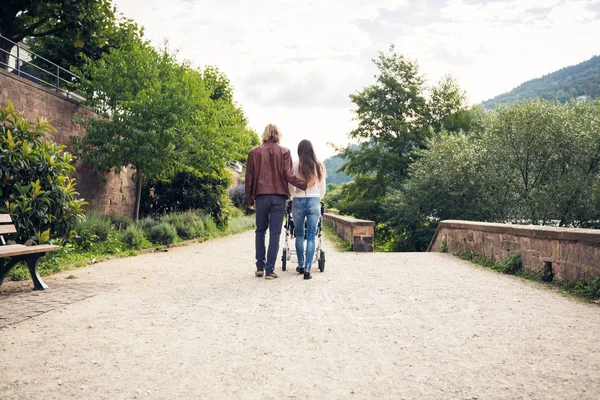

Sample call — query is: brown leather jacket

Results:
[245,142,307,206]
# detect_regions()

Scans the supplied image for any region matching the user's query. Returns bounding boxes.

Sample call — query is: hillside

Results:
[324,153,352,186]
[482,55,600,108]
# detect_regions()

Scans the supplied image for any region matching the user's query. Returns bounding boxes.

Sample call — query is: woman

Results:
[288,140,326,280]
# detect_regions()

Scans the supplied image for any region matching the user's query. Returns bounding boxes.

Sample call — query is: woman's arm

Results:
[319,173,326,198]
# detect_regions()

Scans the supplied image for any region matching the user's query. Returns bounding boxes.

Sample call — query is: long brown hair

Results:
[297,140,324,181]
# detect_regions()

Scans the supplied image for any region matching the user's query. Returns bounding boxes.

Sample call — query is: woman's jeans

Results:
[292,197,321,271]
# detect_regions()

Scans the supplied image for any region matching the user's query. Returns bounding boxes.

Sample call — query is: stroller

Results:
[281,200,326,273]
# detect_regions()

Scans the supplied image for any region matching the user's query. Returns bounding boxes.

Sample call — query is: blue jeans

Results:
[292,197,320,271]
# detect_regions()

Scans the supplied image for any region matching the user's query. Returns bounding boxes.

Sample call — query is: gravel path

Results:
[1,230,599,399]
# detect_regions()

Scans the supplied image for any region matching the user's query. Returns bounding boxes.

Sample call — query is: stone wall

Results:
[0,70,135,216]
[322,212,375,252]
[428,220,600,283]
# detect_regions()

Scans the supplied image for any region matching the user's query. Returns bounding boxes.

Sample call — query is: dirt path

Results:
[1,231,599,399]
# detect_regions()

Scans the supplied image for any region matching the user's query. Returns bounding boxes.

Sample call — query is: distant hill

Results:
[324,152,352,186]
[482,55,600,108]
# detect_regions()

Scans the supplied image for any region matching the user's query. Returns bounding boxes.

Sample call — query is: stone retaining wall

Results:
[428,220,600,283]
[323,212,375,252]
[0,70,135,216]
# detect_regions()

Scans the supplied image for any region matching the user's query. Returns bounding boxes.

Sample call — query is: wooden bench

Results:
[0,214,60,292]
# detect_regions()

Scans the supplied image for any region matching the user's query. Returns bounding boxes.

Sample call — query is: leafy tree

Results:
[337,46,477,225]
[72,40,187,220]
[28,15,142,85]
[485,100,600,226]
[381,132,510,250]
[394,99,600,249]
[0,102,86,243]
[73,40,257,221]
[0,0,117,69]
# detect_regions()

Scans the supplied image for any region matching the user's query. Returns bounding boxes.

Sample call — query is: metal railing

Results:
[0,34,85,101]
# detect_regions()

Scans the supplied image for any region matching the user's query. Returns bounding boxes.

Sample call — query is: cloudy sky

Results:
[114,0,600,159]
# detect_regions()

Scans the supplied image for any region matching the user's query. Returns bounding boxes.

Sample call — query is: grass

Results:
[454,250,600,302]
[6,213,256,282]
[322,224,352,251]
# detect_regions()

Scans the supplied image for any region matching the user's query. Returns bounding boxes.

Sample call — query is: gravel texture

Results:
[1,230,599,399]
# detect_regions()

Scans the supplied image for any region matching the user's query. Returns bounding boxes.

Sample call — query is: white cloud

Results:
[113,0,600,159]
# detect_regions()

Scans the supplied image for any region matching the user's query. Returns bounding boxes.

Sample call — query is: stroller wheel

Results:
[282,249,287,271]
[319,251,325,272]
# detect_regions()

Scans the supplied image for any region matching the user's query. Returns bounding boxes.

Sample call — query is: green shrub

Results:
[497,253,521,275]
[138,216,159,233]
[7,265,29,281]
[106,214,133,230]
[141,172,231,225]
[226,203,244,219]
[202,215,218,236]
[148,223,177,245]
[119,225,145,249]
[73,212,112,248]
[174,220,196,240]
[0,102,87,243]
[192,219,205,236]
[225,215,255,234]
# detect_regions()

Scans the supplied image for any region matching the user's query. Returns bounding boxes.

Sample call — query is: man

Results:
[245,124,314,280]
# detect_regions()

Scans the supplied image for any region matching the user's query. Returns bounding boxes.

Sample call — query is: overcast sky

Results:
[114,0,600,160]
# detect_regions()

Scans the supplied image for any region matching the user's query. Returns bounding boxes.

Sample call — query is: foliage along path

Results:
[0,230,599,399]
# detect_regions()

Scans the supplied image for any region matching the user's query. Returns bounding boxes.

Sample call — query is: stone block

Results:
[353,236,373,252]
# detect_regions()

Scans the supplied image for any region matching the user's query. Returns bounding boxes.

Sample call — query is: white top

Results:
[288,160,326,199]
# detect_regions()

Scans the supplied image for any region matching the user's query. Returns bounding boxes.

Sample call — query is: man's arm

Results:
[245,151,255,206]
[282,149,308,190]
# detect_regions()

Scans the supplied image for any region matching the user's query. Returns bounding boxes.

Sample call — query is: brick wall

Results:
[322,212,375,252]
[0,70,135,216]
[428,220,600,283]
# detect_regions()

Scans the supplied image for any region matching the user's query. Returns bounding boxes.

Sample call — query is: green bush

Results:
[192,219,205,236]
[496,253,522,275]
[0,102,87,243]
[174,220,196,240]
[138,216,159,233]
[225,215,255,235]
[73,212,112,248]
[106,214,133,230]
[141,172,232,225]
[119,225,145,249]
[160,210,206,239]
[148,222,177,245]
[226,203,244,219]
[202,215,218,236]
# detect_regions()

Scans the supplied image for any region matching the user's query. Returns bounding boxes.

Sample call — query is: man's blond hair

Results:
[261,124,282,144]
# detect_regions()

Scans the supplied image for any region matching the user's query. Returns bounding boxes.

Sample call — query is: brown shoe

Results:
[255,270,264,277]
[265,272,279,280]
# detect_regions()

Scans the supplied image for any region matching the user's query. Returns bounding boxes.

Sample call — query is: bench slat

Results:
[0,225,17,235]
[0,244,60,258]
[0,214,12,223]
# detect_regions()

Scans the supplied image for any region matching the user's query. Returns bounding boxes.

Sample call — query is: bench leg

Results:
[0,259,20,293]
[0,259,8,292]
[24,254,48,290]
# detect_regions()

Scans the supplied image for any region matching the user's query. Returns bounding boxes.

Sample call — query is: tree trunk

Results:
[133,168,143,222]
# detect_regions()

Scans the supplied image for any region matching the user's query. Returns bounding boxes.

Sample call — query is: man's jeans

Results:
[255,195,287,274]
[292,197,321,271]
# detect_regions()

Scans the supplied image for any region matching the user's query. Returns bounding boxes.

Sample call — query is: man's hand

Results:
[307,179,317,188]
[249,205,256,211]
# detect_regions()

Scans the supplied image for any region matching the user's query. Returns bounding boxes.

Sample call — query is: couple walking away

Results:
[245,124,326,281]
